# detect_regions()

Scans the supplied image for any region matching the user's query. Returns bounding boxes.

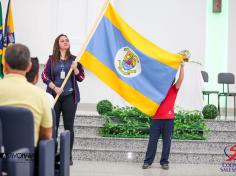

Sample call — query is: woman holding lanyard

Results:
[42,34,85,165]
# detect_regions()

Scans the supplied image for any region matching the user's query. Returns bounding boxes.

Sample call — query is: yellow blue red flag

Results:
[80,3,184,116]
[0,1,3,78]
[3,0,15,59]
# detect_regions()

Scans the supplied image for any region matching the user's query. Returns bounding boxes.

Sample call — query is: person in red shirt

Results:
[142,61,184,170]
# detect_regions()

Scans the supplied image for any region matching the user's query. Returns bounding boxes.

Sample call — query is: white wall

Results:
[228,0,236,92]
[2,0,54,63]
[2,0,91,64]
[1,0,208,106]
[114,0,206,63]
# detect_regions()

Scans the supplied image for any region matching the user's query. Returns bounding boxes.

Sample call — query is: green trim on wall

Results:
[205,0,228,105]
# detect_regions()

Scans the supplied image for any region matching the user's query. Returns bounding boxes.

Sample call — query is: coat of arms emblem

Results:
[114,47,141,78]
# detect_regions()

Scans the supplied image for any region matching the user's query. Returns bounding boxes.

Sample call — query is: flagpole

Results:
[54,0,110,106]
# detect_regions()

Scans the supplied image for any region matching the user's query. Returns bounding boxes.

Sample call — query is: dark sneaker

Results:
[70,159,73,166]
[142,163,151,169]
[161,164,169,170]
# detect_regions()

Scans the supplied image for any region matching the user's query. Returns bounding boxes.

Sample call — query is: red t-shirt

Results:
[153,85,179,119]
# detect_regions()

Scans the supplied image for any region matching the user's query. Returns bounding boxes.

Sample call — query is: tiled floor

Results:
[70,161,236,176]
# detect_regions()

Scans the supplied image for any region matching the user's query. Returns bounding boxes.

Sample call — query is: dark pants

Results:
[54,93,77,160]
[144,119,174,165]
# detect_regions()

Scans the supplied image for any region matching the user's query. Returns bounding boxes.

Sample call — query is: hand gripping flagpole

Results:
[53,0,110,106]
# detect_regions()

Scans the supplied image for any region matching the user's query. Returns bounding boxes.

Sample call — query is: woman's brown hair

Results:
[51,34,71,63]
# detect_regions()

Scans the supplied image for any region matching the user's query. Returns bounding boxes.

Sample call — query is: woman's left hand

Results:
[71,61,79,75]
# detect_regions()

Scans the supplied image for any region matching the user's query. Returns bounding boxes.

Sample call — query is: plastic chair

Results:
[58,131,70,176]
[54,131,70,176]
[201,71,219,104]
[6,148,31,176]
[52,108,70,176]
[1,119,30,176]
[218,73,236,120]
[0,106,55,176]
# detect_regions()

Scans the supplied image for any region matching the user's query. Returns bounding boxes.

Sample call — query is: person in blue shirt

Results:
[42,34,85,165]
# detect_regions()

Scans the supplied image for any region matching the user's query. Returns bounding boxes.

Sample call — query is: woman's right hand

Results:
[54,87,64,95]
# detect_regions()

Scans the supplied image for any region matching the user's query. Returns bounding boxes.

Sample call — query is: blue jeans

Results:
[144,119,174,165]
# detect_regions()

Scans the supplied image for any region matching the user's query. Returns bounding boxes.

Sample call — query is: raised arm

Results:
[174,61,184,90]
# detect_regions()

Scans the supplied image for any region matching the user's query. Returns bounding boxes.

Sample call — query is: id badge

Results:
[60,71,65,79]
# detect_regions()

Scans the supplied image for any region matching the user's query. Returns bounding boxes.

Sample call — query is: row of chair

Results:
[201,71,236,120]
[0,106,70,176]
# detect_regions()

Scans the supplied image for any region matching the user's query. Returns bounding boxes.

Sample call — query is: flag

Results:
[0,2,3,78]
[3,0,15,59]
[80,3,184,116]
